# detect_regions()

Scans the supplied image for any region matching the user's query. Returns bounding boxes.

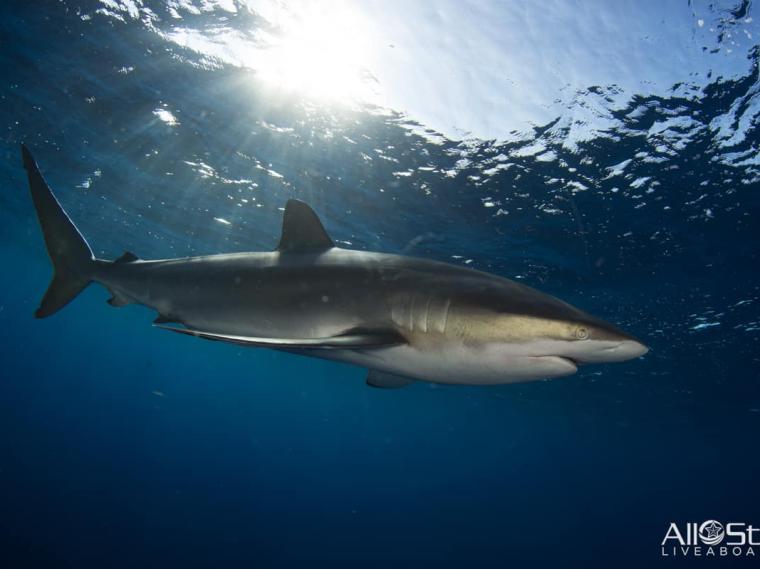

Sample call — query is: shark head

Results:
[444,278,648,380]
[491,312,648,377]
[533,312,650,366]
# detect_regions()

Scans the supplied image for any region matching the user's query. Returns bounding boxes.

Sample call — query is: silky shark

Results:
[22,144,647,388]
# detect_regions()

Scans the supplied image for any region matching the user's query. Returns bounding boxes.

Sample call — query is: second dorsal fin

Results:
[276,199,334,253]
[115,251,139,264]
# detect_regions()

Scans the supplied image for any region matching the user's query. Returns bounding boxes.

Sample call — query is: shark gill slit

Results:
[441,297,451,335]
[423,295,432,333]
[408,294,416,332]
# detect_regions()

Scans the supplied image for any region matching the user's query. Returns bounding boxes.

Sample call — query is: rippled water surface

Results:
[1,1,759,567]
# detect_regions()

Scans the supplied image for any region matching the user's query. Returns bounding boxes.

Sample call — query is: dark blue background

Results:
[1,1,758,567]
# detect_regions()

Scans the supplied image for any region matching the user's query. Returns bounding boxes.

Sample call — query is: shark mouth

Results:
[527,355,579,375]
[549,356,581,370]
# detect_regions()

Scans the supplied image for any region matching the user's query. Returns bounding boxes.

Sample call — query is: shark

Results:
[22,144,647,388]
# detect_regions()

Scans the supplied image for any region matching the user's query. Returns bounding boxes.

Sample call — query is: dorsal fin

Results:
[114,251,139,264]
[276,199,334,253]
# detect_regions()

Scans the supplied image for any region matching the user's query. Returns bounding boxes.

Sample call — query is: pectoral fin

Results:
[366,370,416,389]
[155,324,406,349]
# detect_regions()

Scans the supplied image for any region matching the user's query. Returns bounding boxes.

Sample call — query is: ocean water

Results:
[1,1,759,567]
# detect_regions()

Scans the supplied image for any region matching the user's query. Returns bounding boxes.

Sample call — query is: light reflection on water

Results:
[94,0,758,141]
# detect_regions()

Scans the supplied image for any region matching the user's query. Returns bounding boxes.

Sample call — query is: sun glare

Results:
[252,4,375,102]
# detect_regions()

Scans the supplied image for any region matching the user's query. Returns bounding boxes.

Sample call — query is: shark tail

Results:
[22,144,96,318]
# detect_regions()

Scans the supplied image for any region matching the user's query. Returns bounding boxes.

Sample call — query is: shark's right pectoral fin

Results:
[154,324,406,349]
[366,370,416,389]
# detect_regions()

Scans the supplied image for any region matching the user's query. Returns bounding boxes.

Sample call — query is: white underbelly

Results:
[325,343,578,385]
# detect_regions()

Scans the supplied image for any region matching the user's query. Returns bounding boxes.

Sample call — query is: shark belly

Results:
[300,341,578,385]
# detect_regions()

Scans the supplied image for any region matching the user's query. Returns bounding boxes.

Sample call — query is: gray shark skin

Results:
[22,144,648,388]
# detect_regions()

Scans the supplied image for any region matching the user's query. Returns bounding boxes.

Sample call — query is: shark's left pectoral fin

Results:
[366,370,416,389]
[154,324,405,349]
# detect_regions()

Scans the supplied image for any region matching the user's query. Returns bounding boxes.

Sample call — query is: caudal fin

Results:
[22,144,95,318]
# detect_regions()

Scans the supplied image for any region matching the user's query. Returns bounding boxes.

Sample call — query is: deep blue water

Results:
[1,1,759,567]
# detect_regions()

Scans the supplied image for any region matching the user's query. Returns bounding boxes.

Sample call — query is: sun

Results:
[251,3,376,103]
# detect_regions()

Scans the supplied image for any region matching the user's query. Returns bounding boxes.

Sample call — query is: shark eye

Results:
[574,326,589,340]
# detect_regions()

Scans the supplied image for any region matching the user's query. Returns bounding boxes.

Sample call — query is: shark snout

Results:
[614,339,649,361]
[573,339,649,364]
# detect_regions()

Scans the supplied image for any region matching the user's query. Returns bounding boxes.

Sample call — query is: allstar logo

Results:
[661,520,758,558]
